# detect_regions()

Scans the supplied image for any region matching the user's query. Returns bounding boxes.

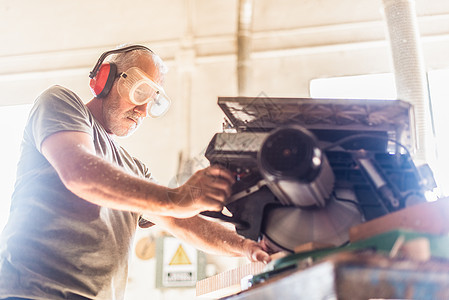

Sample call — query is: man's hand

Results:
[242,238,273,264]
[167,165,235,218]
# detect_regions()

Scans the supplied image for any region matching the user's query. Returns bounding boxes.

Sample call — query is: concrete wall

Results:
[3,0,449,185]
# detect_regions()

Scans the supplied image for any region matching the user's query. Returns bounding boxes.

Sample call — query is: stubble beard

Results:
[103,98,139,137]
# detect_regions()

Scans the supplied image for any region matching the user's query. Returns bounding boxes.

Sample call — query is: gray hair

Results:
[107,44,169,76]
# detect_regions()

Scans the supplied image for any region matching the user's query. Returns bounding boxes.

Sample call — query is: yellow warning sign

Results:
[169,245,191,265]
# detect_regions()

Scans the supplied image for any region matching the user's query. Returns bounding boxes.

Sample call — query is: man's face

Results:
[102,56,163,137]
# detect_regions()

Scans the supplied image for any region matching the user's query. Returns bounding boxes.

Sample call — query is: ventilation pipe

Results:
[382,0,434,163]
[237,0,254,96]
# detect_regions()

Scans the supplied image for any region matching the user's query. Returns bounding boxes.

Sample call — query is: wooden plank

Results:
[195,260,266,298]
[349,197,449,242]
[196,252,287,298]
[294,241,335,254]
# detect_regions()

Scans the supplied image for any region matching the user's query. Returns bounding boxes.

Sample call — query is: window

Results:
[310,73,397,100]
[427,69,449,196]
[0,104,32,232]
[310,72,449,197]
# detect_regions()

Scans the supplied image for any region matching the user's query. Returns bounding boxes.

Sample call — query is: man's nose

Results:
[134,102,150,118]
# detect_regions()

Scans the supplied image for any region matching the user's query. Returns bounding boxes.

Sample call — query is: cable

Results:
[323,133,423,187]
[323,133,411,157]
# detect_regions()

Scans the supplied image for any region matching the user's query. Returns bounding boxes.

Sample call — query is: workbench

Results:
[197,200,449,299]
[222,251,449,300]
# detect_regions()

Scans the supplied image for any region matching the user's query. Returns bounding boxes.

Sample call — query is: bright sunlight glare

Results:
[0,104,32,232]
[310,71,449,197]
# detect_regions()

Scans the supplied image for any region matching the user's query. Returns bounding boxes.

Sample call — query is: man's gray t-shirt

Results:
[0,85,152,299]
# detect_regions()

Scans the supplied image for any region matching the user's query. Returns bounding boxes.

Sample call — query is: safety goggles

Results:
[117,67,171,117]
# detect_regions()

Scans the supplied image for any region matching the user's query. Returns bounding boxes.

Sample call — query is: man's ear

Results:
[89,63,117,98]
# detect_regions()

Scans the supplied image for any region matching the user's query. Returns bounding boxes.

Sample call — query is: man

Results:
[0,45,271,299]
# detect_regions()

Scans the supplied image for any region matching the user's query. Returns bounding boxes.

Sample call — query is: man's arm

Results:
[41,130,234,218]
[42,130,270,262]
[148,214,272,264]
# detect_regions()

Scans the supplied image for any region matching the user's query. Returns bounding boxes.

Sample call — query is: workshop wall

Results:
[2,0,449,185]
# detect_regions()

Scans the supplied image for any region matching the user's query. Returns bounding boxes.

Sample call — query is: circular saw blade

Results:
[262,196,363,252]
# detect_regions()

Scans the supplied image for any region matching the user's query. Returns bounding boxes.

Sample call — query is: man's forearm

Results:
[62,150,176,215]
[41,131,177,216]
[42,131,230,219]
[150,215,251,257]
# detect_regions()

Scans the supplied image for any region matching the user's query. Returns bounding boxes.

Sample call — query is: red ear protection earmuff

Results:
[89,63,117,98]
[88,45,153,98]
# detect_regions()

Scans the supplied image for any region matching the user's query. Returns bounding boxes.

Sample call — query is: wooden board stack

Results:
[350,197,449,242]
